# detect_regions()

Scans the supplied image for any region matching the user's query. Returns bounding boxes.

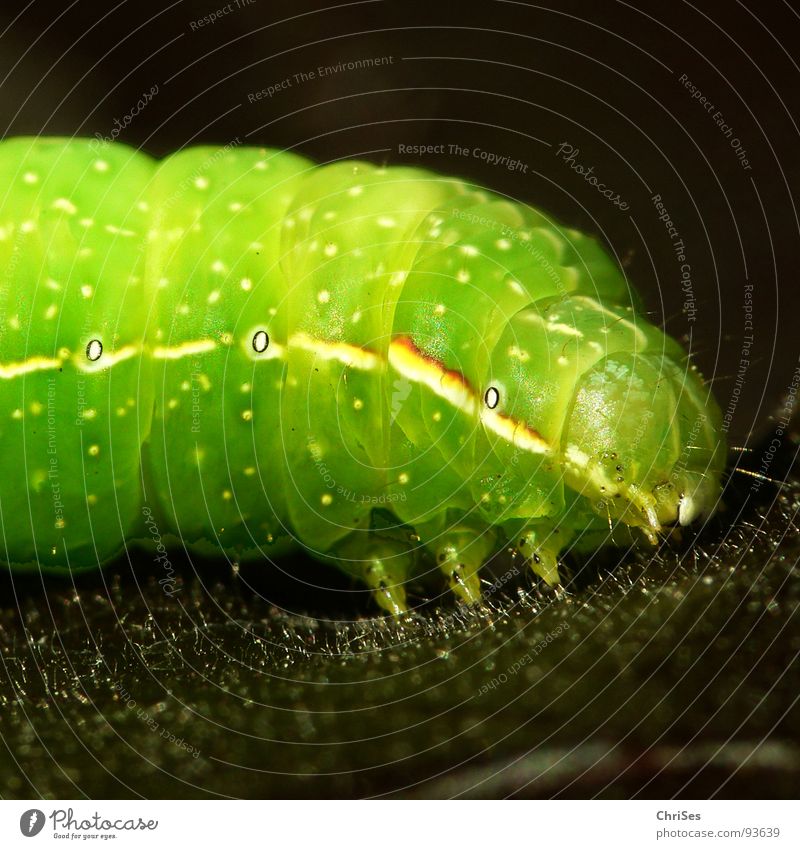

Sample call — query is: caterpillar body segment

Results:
[0,138,726,613]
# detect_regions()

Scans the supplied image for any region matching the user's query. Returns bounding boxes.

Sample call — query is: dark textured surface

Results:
[1,438,797,799]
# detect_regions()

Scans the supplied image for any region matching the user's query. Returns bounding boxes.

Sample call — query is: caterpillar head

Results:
[479,299,725,537]
[560,350,726,537]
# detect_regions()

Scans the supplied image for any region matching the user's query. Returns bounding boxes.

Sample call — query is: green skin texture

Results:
[0,138,725,613]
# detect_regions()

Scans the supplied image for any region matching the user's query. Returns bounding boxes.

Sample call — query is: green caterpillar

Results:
[0,137,725,613]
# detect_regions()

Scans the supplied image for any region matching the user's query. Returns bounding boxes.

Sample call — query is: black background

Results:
[0,0,798,800]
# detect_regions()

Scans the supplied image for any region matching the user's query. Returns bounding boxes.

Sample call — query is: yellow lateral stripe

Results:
[290,332,380,371]
[389,335,550,455]
[247,340,286,361]
[481,409,550,454]
[388,337,475,415]
[76,344,140,372]
[0,356,63,379]
[152,340,217,360]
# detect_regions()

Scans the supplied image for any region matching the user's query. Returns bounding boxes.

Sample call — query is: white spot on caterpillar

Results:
[207,290,220,304]
[389,271,407,287]
[194,176,209,190]
[211,260,227,273]
[20,220,37,233]
[81,285,93,298]
[508,346,530,362]
[348,185,363,197]
[495,238,512,250]
[228,201,243,212]
[105,224,136,236]
[44,305,58,320]
[321,493,333,506]
[456,269,470,283]
[52,198,77,214]
[22,171,38,184]
[88,445,100,456]
[460,245,479,258]
[317,290,331,303]
[377,216,396,229]
[324,242,338,257]
[240,277,252,291]
[93,159,109,172]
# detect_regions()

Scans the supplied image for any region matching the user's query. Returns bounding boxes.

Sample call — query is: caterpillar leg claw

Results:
[517,524,568,586]
[334,533,413,616]
[424,524,497,606]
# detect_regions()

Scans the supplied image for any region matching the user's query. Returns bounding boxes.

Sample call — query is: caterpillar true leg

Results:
[416,518,498,606]
[332,531,414,616]
[517,521,570,586]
